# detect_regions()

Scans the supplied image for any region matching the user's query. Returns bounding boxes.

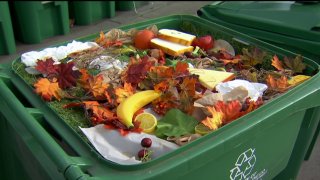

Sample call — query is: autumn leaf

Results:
[115,82,135,103]
[152,92,179,115]
[179,77,198,114]
[34,78,63,101]
[55,62,80,89]
[78,68,91,89]
[122,56,154,85]
[87,74,109,98]
[241,47,267,67]
[240,69,258,82]
[221,58,241,66]
[201,106,223,130]
[154,81,169,92]
[240,97,264,116]
[214,100,242,125]
[35,58,57,76]
[283,55,306,74]
[175,61,189,76]
[271,55,284,71]
[95,31,106,44]
[104,86,118,108]
[64,101,117,125]
[266,74,290,92]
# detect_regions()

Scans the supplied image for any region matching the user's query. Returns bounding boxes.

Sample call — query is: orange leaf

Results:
[175,61,189,75]
[83,101,117,125]
[201,106,223,130]
[34,78,63,101]
[154,81,169,92]
[87,74,109,98]
[271,55,284,71]
[266,74,289,92]
[115,82,135,103]
[221,58,240,65]
[179,77,198,114]
[78,69,91,89]
[214,100,242,125]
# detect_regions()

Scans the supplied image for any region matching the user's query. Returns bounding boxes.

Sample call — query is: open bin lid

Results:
[197,1,320,42]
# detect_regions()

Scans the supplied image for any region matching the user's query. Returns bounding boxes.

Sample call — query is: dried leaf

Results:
[78,69,91,89]
[179,76,198,114]
[284,55,306,74]
[34,78,63,101]
[35,58,57,76]
[175,61,189,76]
[64,101,117,125]
[87,74,109,98]
[55,62,80,89]
[115,82,135,103]
[214,100,242,125]
[271,55,284,71]
[241,47,267,67]
[266,74,290,92]
[201,106,223,130]
[122,56,154,85]
[152,91,179,115]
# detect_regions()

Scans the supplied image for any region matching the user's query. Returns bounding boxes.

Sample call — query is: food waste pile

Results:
[14,24,314,164]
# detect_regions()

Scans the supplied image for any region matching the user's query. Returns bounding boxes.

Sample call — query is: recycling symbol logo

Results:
[230,148,256,180]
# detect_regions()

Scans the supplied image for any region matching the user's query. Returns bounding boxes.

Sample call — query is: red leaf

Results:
[214,100,242,125]
[55,62,80,89]
[35,58,57,75]
[175,61,189,76]
[123,56,154,85]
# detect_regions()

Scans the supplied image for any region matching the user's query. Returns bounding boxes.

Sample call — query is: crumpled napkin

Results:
[216,79,268,102]
[80,124,179,165]
[21,40,99,67]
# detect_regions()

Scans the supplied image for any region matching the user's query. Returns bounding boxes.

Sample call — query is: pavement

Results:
[0,1,319,179]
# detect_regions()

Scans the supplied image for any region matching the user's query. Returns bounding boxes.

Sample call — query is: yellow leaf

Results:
[288,75,311,86]
[201,106,223,130]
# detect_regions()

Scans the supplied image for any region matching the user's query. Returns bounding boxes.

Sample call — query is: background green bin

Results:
[1,15,320,179]
[197,2,320,179]
[10,1,70,44]
[0,1,16,55]
[197,1,320,61]
[69,1,115,25]
[116,1,149,11]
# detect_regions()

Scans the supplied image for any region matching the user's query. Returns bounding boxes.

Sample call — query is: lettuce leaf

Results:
[155,109,199,138]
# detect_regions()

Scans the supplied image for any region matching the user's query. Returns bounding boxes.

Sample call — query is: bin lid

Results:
[197,1,320,42]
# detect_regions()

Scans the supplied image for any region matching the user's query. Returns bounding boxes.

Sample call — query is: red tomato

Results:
[134,29,156,50]
[192,35,214,51]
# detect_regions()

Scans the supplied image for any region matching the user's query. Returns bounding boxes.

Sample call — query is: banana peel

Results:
[116,90,161,128]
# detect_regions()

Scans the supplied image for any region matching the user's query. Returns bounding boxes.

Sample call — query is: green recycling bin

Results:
[116,1,149,11]
[10,1,70,44]
[69,1,115,25]
[0,1,16,55]
[197,1,320,179]
[197,1,320,61]
[1,15,320,180]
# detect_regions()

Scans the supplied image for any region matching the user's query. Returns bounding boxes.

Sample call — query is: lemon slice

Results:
[134,113,157,133]
[195,123,213,135]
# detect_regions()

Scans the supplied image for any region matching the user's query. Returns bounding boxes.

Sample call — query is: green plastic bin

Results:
[197,1,320,61]
[197,2,320,178]
[10,1,70,44]
[69,1,115,25]
[116,1,149,11]
[0,1,16,55]
[1,15,320,180]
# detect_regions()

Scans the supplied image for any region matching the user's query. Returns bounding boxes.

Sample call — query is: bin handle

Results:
[0,78,86,178]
